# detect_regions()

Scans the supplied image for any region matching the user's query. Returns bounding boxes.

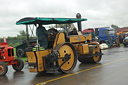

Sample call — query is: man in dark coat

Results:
[36,23,48,49]
[68,28,78,35]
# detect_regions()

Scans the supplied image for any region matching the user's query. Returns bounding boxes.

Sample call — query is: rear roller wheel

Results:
[92,48,102,63]
[12,59,24,71]
[0,61,8,76]
[78,47,102,63]
[57,43,77,73]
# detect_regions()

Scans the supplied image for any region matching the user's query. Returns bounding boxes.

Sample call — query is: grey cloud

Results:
[0,0,128,37]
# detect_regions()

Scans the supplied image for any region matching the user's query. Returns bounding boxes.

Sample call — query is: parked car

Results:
[123,36,128,47]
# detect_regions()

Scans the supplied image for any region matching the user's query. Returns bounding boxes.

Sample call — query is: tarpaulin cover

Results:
[16,17,87,25]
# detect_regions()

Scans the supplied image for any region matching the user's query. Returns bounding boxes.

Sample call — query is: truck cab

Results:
[98,27,117,48]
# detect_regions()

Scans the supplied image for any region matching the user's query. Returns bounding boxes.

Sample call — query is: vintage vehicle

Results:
[96,27,120,48]
[14,39,36,62]
[117,33,128,43]
[0,38,24,76]
[123,36,128,47]
[16,14,103,74]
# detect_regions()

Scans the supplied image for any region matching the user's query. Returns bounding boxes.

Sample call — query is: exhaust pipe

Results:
[76,13,82,32]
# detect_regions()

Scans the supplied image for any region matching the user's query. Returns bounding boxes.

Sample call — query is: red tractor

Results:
[0,39,24,76]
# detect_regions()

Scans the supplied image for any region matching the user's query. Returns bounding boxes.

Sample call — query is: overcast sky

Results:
[0,0,128,37]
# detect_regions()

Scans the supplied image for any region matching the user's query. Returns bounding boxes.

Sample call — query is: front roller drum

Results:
[57,43,77,73]
[78,47,102,63]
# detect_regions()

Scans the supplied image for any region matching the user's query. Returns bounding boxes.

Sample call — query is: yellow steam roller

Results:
[16,13,103,73]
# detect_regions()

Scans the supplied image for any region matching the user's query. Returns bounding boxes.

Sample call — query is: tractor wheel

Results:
[78,47,102,63]
[17,49,25,58]
[57,43,77,73]
[0,61,8,76]
[12,59,24,71]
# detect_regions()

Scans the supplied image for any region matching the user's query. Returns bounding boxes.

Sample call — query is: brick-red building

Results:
[117,27,128,32]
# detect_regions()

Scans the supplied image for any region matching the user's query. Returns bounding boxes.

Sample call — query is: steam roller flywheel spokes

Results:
[57,43,77,73]
[78,47,102,63]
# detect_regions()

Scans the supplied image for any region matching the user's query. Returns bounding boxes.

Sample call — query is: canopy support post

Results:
[76,13,82,32]
[26,25,29,41]
[25,25,31,48]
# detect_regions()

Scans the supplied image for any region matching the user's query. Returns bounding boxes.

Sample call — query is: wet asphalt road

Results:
[0,46,128,85]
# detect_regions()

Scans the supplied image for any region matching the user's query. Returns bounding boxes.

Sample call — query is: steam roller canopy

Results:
[57,43,77,73]
[78,46,102,63]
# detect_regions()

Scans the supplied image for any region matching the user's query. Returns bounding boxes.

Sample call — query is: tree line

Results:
[0,24,127,47]
[0,30,29,47]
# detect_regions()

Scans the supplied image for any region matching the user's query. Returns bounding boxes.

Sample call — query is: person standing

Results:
[36,23,48,49]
